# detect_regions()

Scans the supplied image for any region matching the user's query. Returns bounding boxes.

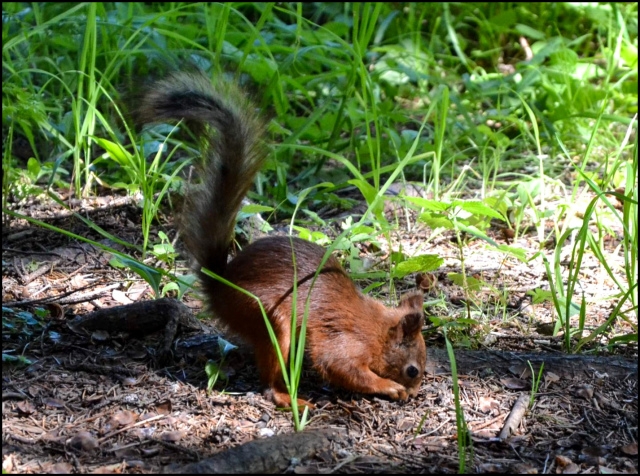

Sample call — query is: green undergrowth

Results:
[2,0,638,441]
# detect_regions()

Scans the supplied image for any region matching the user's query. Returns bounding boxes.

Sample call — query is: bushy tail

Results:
[138,71,266,276]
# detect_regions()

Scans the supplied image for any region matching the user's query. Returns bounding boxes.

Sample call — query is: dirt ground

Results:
[2,187,637,474]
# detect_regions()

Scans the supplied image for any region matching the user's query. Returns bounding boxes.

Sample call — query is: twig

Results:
[2,282,116,307]
[97,414,167,444]
[499,393,530,439]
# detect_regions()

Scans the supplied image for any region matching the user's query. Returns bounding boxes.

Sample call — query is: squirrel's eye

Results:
[406,365,419,379]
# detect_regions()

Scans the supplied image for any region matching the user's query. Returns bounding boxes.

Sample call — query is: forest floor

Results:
[2,184,637,474]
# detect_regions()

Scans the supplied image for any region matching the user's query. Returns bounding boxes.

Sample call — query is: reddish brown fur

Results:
[138,72,427,408]
[209,237,426,407]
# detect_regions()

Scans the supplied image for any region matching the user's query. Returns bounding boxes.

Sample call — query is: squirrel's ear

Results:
[398,292,424,338]
[399,291,424,312]
[401,311,423,337]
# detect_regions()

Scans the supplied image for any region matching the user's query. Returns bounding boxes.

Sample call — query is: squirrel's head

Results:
[375,291,426,398]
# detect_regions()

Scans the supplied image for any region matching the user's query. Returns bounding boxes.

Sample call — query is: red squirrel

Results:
[138,72,426,408]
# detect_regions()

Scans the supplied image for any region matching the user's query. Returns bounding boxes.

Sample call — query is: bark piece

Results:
[68,298,206,363]
[173,428,341,474]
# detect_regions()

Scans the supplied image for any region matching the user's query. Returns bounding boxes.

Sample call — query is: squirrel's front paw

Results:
[382,382,408,401]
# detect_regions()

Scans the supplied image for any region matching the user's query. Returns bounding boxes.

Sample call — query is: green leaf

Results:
[348,178,377,206]
[609,333,638,345]
[2,354,33,365]
[110,256,162,298]
[454,222,498,246]
[94,137,133,166]
[27,157,41,178]
[405,196,450,211]
[515,24,545,40]
[161,282,179,297]
[491,244,528,262]
[240,204,274,214]
[392,254,444,278]
[527,288,553,305]
[448,273,484,292]
[218,337,238,356]
[453,200,505,221]
[419,212,454,229]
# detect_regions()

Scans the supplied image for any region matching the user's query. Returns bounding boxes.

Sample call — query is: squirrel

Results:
[137,71,426,408]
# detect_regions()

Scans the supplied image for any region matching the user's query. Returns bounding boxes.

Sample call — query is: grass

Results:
[2,0,638,461]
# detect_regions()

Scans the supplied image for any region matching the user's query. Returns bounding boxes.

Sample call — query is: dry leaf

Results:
[598,466,618,474]
[155,400,172,414]
[67,431,99,453]
[160,430,184,443]
[500,377,529,390]
[555,455,573,467]
[104,410,138,432]
[120,376,138,386]
[561,462,580,474]
[508,364,531,378]
[511,462,538,474]
[16,400,36,415]
[112,289,133,305]
[50,462,74,474]
[478,396,499,413]
[416,273,438,293]
[544,372,560,385]
[91,330,110,342]
[45,303,65,319]
[621,441,637,456]
[43,397,66,408]
[575,384,594,400]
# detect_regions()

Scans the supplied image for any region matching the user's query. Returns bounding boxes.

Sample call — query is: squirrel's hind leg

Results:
[252,327,316,410]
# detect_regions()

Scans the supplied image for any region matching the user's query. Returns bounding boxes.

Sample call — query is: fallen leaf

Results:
[43,397,66,408]
[155,400,172,415]
[416,273,438,293]
[544,372,560,385]
[160,430,184,443]
[67,431,99,453]
[575,384,594,400]
[478,396,499,413]
[561,462,580,473]
[50,462,73,474]
[555,455,573,467]
[508,364,531,378]
[104,410,138,432]
[511,462,538,474]
[91,330,110,342]
[500,377,529,390]
[581,445,611,457]
[120,376,138,386]
[621,441,637,456]
[598,466,617,474]
[112,289,133,305]
[16,400,36,415]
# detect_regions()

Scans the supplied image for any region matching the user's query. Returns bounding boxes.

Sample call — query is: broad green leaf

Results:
[240,204,274,214]
[419,212,454,230]
[448,273,484,292]
[27,157,41,178]
[515,24,545,40]
[453,200,505,221]
[492,244,528,262]
[454,222,498,246]
[94,137,132,166]
[110,256,162,298]
[405,196,450,211]
[393,254,444,278]
[348,178,377,206]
